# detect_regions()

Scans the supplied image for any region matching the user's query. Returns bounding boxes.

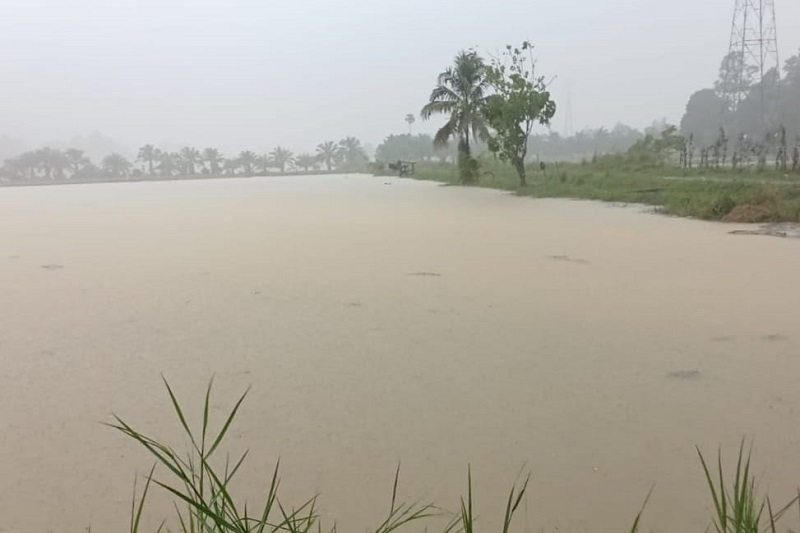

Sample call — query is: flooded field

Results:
[1,174,800,533]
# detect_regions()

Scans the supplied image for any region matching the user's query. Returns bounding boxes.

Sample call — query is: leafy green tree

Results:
[783,48,800,86]
[295,153,317,171]
[34,147,59,179]
[627,125,684,166]
[137,144,159,175]
[316,141,338,171]
[421,50,490,182]
[269,146,295,172]
[238,151,257,175]
[203,148,224,174]
[780,50,800,139]
[50,148,69,179]
[1,156,26,180]
[102,153,132,177]
[680,89,728,147]
[375,134,456,163]
[337,137,366,169]
[65,148,91,177]
[19,151,39,179]
[405,113,416,134]
[715,51,758,105]
[483,42,556,186]
[180,147,202,175]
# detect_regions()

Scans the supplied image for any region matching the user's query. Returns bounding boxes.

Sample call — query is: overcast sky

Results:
[2,0,799,156]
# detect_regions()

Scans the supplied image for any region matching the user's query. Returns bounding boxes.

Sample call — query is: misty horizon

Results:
[3,0,800,158]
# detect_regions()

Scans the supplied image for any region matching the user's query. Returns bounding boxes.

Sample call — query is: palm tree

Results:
[223,157,240,176]
[102,153,132,177]
[420,50,490,181]
[137,144,159,175]
[157,151,179,176]
[238,151,257,175]
[316,141,338,171]
[256,154,271,173]
[405,113,416,134]
[180,147,202,175]
[203,148,224,175]
[295,153,317,172]
[65,148,90,177]
[338,137,366,169]
[269,146,295,172]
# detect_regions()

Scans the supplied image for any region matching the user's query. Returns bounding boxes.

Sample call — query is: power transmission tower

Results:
[726,0,779,112]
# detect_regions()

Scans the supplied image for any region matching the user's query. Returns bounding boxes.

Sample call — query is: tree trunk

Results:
[148,160,154,175]
[514,158,526,187]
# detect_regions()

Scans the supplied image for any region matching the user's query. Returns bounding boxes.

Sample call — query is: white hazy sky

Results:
[2,0,799,155]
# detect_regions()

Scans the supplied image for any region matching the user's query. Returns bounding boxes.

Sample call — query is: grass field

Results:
[397,157,800,223]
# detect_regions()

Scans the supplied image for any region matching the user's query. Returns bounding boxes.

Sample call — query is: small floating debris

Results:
[40,264,64,270]
[549,255,590,264]
[729,229,787,238]
[408,272,442,277]
[666,369,701,380]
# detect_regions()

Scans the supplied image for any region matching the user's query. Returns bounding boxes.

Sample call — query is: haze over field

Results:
[4,1,800,531]
[2,0,800,157]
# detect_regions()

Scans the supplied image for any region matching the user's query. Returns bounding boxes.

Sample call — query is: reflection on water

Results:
[1,175,799,532]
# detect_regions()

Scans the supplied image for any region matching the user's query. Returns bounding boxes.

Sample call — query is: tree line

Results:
[375,124,648,166]
[0,137,368,182]
[679,48,800,170]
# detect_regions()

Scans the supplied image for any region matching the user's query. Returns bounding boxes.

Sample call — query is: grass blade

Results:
[629,485,654,533]
[208,386,250,458]
[698,446,726,533]
[161,376,198,451]
[130,464,157,533]
[202,376,214,452]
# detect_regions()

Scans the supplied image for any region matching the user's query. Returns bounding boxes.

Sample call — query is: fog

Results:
[2,0,799,157]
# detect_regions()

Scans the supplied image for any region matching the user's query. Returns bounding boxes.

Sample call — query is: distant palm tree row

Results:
[0,137,368,182]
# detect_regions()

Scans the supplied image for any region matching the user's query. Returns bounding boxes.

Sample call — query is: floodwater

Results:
[1,174,800,533]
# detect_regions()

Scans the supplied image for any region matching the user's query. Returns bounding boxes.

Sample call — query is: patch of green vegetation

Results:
[402,158,800,223]
[112,380,800,533]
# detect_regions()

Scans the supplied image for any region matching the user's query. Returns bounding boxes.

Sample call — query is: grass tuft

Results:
[697,441,799,533]
[112,379,800,533]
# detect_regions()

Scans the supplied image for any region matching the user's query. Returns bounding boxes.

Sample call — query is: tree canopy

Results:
[421,50,492,183]
[483,42,556,186]
[681,48,800,150]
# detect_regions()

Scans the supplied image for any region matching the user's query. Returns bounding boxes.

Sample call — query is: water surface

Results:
[1,175,799,532]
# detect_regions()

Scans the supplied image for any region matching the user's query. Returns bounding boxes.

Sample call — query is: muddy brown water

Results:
[1,174,800,533]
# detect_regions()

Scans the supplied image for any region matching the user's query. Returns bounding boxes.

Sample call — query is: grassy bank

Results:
[114,379,800,533]
[399,159,800,223]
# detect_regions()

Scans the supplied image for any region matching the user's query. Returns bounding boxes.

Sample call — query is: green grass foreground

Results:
[111,379,799,533]
[394,159,800,223]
